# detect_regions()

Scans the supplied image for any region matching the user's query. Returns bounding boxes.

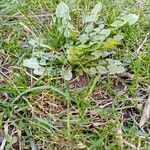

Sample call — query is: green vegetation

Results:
[0,0,149,149]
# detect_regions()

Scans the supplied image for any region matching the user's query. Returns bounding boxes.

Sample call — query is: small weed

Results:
[0,0,149,149]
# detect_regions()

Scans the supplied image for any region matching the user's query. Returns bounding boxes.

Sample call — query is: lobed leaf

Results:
[23,58,39,69]
[110,20,126,28]
[96,66,109,74]
[56,2,70,19]
[63,69,73,81]
[121,14,139,25]
[83,3,102,23]
[107,64,125,74]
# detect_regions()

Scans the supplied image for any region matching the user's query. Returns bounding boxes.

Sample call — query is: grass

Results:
[0,0,150,149]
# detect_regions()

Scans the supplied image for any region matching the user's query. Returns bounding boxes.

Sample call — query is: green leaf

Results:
[101,38,121,49]
[67,45,87,64]
[28,38,38,47]
[64,28,70,37]
[56,2,70,19]
[62,17,69,26]
[107,64,125,74]
[93,24,105,33]
[96,66,109,74]
[106,59,123,65]
[70,30,79,39]
[33,67,58,76]
[47,67,58,76]
[33,52,55,60]
[83,3,102,23]
[28,38,51,49]
[5,144,11,150]
[85,23,94,33]
[33,67,45,76]
[67,22,74,30]
[98,59,107,65]
[78,34,89,44]
[88,67,97,75]
[23,58,39,69]
[39,59,46,66]
[121,14,139,25]
[110,20,126,28]
[114,34,124,41]
[91,3,102,15]
[92,29,110,42]
[101,51,115,58]
[92,34,106,42]
[91,51,102,60]
[100,29,110,37]
[12,136,17,144]
[63,69,73,81]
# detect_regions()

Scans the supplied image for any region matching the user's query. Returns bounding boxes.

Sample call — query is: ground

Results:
[0,0,150,149]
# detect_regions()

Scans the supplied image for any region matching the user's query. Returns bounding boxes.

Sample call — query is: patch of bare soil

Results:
[68,75,88,90]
